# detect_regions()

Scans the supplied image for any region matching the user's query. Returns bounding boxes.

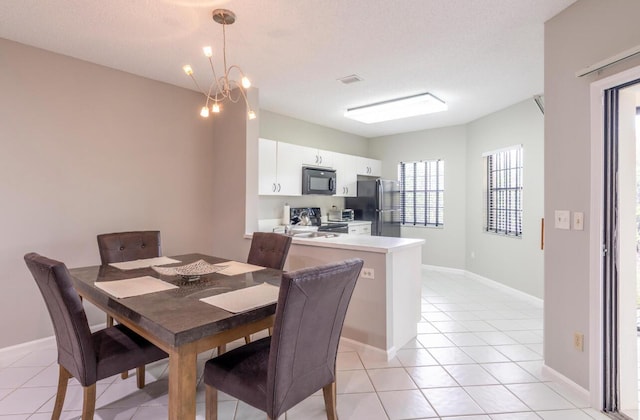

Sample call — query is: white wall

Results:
[545,0,640,389]
[369,126,467,269]
[0,39,217,348]
[466,99,544,298]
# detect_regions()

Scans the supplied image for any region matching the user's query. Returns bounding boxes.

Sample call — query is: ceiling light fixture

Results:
[344,93,447,124]
[182,9,255,120]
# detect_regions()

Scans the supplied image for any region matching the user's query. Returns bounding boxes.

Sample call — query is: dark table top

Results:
[68,253,282,347]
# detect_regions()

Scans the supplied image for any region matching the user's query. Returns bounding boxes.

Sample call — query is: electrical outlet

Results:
[361,268,374,279]
[573,332,584,352]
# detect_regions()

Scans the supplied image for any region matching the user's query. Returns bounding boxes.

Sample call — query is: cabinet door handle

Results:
[315,155,319,164]
[319,155,322,164]
[272,183,276,192]
[277,183,281,192]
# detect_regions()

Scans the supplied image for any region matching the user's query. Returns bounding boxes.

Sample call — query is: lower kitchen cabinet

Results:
[348,221,371,235]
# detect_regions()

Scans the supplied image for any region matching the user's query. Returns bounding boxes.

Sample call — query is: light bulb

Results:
[248,110,256,120]
[200,106,210,117]
[182,65,193,75]
[212,103,220,113]
[203,46,213,58]
[241,77,251,89]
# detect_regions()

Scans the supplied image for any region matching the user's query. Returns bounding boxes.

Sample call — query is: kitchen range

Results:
[288,207,349,234]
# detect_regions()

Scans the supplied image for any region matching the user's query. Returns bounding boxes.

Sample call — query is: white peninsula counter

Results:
[284,234,424,358]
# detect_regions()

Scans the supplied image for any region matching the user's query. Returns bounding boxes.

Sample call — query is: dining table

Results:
[68,253,282,420]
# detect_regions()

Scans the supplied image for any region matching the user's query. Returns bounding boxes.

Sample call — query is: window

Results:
[398,160,444,227]
[484,146,523,236]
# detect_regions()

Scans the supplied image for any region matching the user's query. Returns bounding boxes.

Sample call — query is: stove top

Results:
[289,207,322,226]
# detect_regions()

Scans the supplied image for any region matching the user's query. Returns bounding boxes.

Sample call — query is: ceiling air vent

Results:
[337,74,363,85]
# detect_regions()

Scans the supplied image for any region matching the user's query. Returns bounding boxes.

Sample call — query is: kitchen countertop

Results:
[246,232,424,254]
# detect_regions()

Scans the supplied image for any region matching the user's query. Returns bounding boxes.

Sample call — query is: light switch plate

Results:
[555,210,570,230]
[573,212,584,231]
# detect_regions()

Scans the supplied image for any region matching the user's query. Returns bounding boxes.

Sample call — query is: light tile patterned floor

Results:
[0,268,612,419]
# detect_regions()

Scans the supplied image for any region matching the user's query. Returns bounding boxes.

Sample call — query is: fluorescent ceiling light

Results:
[344,93,447,124]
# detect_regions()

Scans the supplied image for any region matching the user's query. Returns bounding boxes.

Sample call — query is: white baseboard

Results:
[465,271,543,306]
[0,322,107,358]
[422,264,543,306]
[542,363,591,404]
[422,264,466,275]
[339,336,397,361]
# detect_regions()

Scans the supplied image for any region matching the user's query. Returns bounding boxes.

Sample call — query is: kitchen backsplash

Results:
[259,195,346,224]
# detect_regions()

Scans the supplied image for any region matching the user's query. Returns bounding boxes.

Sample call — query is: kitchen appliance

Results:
[328,208,354,222]
[302,167,336,195]
[289,207,349,233]
[345,179,401,237]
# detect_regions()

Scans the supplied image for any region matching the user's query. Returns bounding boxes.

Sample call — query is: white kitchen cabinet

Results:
[300,147,335,168]
[357,157,381,177]
[277,142,306,195]
[348,221,372,235]
[258,138,304,196]
[334,153,357,197]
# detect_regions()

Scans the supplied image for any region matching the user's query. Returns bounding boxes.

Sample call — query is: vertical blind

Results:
[485,146,523,236]
[398,160,444,227]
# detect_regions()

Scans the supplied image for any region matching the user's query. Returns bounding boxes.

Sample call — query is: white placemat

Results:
[199,283,279,313]
[95,276,179,298]
[213,261,266,276]
[109,256,181,270]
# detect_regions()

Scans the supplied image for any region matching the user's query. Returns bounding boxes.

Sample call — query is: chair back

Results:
[97,231,161,264]
[266,258,363,417]
[247,232,292,270]
[24,253,97,386]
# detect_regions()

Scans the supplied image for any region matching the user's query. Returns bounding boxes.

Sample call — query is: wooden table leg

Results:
[168,342,198,420]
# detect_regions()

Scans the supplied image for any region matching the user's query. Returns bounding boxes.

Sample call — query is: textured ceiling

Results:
[0,0,576,138]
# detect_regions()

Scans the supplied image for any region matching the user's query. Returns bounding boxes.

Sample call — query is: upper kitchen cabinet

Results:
[258,138,304,196]
[358,157,381,177]
[334,153,358,197]
[299,147,335,168]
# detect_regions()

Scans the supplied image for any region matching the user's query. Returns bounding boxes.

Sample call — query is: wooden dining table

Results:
[68,253,282,420]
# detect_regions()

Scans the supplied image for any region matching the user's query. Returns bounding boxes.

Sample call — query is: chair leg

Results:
[136,365,146,389]
[121,370,129,379]
[106,314,114,327]
[244,335,251,344]
[81,383,96,420]
[52,365,71,420]
[322,381,337,420]
[268,327,273,336]
[205,384,218,420]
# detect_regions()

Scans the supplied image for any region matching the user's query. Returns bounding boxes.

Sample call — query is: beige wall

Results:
[545,0,640,389]
[0,39,217,348]
[466,99,544,298]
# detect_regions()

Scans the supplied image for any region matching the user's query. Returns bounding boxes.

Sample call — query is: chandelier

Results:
[182,9,255,120]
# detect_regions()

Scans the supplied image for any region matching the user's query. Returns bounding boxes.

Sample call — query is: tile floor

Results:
[0,268,612,419]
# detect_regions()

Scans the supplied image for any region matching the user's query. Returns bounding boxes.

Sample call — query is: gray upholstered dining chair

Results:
[247,232,292,271]
[96,230,162,328]
[204,258,363,420]
[24,253,167,420]
[242,232,293,346]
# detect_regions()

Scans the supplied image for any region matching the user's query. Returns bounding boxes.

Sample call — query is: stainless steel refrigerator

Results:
[345,179,401,237]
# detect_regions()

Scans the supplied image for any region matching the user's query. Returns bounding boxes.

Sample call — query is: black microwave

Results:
[302,167,336,195]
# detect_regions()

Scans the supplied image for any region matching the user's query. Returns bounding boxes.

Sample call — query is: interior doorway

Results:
[598,80,640,418]
[588,65,640,417]
[618,84,640,419]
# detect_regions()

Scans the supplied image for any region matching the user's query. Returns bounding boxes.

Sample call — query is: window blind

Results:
[398,160,444,227]
[485,146,523,236]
